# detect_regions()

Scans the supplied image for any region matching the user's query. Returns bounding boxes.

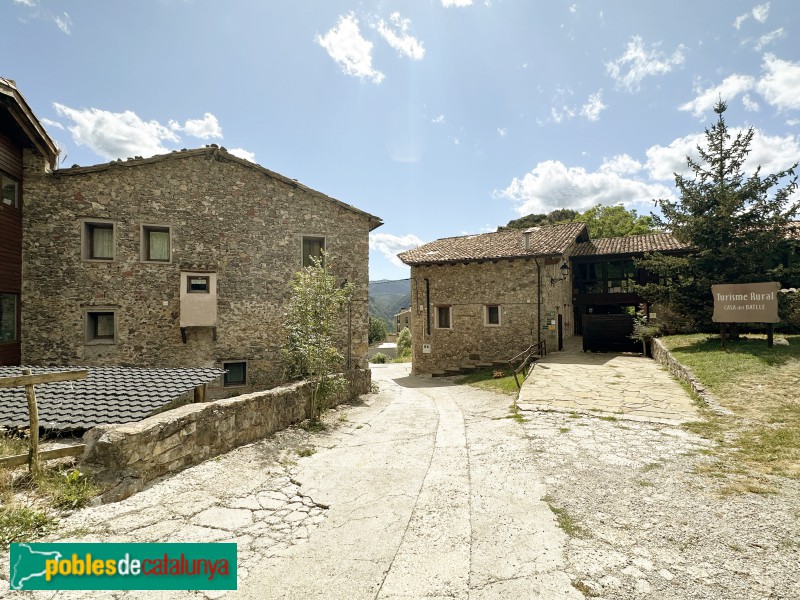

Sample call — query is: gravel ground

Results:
[518,408,800,600]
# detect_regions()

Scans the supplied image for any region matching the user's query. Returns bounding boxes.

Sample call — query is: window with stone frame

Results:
[141,225,171,262]
[485,305,501,326]
[302,236,325,267]
[435,305,452,329]
[83,221,115,261]
[86,309,116,344]
[223,361,247,387]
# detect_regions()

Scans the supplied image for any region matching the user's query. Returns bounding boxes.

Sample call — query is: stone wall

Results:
[81,368,371,502]
[651,338,731,415]
[21,148,377,397]
[408,257,574,373]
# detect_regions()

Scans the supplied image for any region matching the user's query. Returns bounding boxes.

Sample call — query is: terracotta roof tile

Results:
[398,223,587,265]
[572,233,689,257]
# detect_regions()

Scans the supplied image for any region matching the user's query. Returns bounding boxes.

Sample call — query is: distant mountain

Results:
[369,279,411,332]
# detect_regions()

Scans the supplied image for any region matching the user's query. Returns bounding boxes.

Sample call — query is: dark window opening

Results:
[223,361,247,387]
[187,276,210,293]
[87,311,116,343]
[486,305,500,325]
[0,294,17,343]
[1,174,19,209]
[436,306,451,329]
[302,236,325,267]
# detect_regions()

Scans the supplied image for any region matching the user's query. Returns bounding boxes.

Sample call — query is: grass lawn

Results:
[456,367,520,396]
[661,333,800,481]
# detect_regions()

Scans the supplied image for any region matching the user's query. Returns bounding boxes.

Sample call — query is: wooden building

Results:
[0,78,58,365]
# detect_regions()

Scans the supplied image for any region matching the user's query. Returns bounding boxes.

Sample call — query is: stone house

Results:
[398,223,587,374]
[394,307,411,333]
[0,78,58,366]
[21,146,382,396]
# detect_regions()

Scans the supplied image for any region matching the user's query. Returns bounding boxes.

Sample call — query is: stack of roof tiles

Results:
[0,366,223,430]
[571,233,690,257]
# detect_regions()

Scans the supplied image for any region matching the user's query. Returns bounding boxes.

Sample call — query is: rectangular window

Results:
[436,305,452,329]
[223,361,247,387]
[86,310,116,344]
[0,293,17,343]
[142,225,171,262]
[84,221,115,260]
[302,236,325,267]
[187,276,210,293]
[485,305,501,326]
[1,173,19,209]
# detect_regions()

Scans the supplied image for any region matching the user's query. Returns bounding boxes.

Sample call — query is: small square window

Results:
[436,306,452,329]
[187,276,210,293]
[86,310,116,344]
[302,236,325,267]
[1,174,19,209]
[485,305,501,326]
[142,225,171,262]
[83,221,115,261]
[223,361,247,387]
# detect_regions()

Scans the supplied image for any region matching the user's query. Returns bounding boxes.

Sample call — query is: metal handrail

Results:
[509,340,547,389]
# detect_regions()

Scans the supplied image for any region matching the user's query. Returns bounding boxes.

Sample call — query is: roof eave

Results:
[0,79,59,167]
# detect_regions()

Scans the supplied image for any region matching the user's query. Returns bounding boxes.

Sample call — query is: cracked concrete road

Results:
[243,363,579,599]
[1,363,579,599]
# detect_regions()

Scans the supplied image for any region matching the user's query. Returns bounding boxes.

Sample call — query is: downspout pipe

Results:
[424,278,431,335]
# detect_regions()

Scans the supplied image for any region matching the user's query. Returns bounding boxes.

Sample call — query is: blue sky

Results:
[5,1,800,280]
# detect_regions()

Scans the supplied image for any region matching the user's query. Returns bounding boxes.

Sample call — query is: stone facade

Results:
[21,147,380,397]
[408,257,574,373]
[81,368,371,502]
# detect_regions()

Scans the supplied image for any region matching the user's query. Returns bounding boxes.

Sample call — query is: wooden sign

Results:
[711,282,780,323]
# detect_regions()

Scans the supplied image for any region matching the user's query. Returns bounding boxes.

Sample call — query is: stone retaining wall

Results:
[651,339,731,416]
[80,369,371,502]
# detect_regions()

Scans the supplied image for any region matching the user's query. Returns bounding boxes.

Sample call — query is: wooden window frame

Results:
[81,219,116,262]
[85,308,117,345]
[435,305,452,330]
[141,224,172,263]
[187,275,211,294]
[223,360,248,388]
[301,235,326,268]
[484,305,501,327]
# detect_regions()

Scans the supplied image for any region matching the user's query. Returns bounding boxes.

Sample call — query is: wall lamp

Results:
[550,262,570,285]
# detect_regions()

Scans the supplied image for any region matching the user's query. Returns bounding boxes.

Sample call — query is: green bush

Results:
[371,353,389,364]
[397,327,412,357]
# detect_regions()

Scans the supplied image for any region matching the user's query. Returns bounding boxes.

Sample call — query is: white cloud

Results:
[754,27,784,51]
[600,154,642,175]
[569,4,577,14]
[317,13,384,84]
[606,35,686,92]
[13,0,37,6]
[580,91,607,121]
[752,2,770,23]
[734,13,749,29]
[645,128,800,181]
[442,0,473,6]
[169,113,223,139]
[53,11,71,34]
[678,74,755,118]
[742,93,760,112]
[431,114,445,124]
[40,117,64,130]
[53,103,181,161]
[228,148,256,162]
[497,160,674,215]
[497,127,507,137]
[551,105,575,124]
[376,12,425,61]
[756,53,800,110]
[369,232,424,267]
[787,118,800,126]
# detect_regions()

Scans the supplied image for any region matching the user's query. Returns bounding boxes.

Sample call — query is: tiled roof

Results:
[571,233,689,257]
[0,366,223,430]
[54,146,383,231]
[398,223,588,265]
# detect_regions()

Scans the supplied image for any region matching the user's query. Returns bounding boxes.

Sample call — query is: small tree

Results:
[574,204,656,238]
[629,305,660,356]
[368,316,388,345]
[639,101,798,329]
[396,326,412,357]
[284,253,353,422]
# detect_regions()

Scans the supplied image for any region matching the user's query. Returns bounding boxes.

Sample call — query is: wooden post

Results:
[720,323,726,348]
[767,323,774,348]
[21,368,42,478]
[193,383,207,403]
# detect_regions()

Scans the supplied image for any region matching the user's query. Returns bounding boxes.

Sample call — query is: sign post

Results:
[711,282,780,347]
